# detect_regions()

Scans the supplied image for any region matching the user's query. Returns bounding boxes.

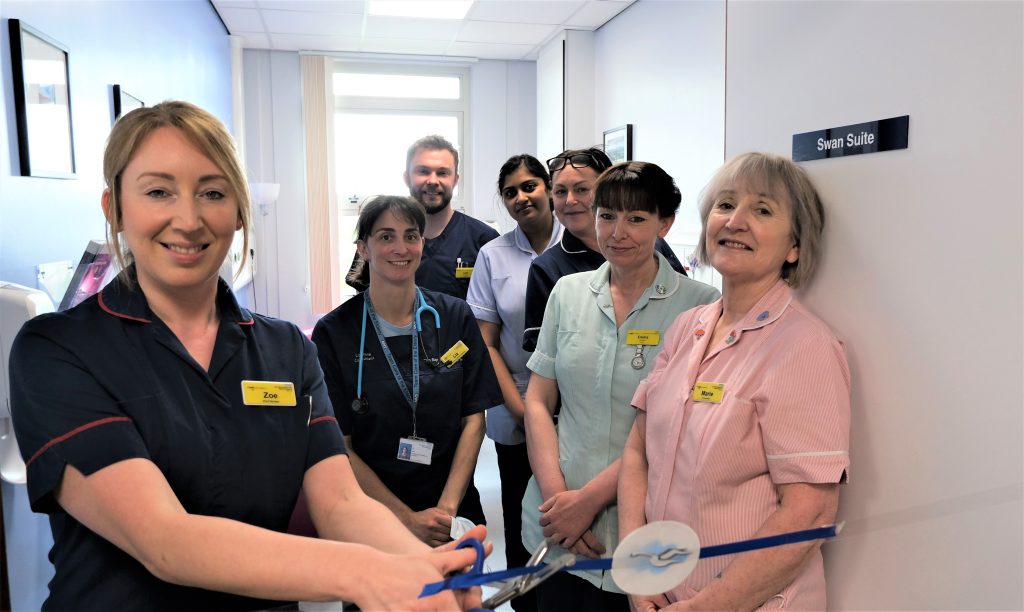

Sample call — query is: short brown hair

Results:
[406,134,459,174]
[594,161,680,219]
[103,100,251,280]
[696,152,825,289]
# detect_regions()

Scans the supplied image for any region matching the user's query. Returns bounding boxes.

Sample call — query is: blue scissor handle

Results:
[456,537,485,575]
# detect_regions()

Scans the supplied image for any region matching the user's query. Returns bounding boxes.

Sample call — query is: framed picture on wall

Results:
[112,84,144,122]
[7,19,76,178]
[603,124,633,164]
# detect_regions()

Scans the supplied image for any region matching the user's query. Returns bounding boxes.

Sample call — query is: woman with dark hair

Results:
[314,195,502,548]
[10,102,484,611]
[522,162,719,610]
[619,153,850,611]
[465,154,561,611]
[522,148,688,352]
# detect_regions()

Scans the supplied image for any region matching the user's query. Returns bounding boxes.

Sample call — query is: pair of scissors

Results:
[428,538,571,611]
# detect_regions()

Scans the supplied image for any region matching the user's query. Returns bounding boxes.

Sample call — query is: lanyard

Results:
[364,294,420,436]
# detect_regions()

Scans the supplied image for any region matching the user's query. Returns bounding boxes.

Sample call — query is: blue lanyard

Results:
[363,293,420,436]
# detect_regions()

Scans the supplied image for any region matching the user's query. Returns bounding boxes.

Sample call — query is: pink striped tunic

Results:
[631,279,850,609]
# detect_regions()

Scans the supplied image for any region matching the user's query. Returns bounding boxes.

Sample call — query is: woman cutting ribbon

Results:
[313,196,502,547]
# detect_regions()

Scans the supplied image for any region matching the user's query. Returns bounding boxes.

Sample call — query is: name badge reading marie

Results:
[241,381,297,406]
[692,381,724,404]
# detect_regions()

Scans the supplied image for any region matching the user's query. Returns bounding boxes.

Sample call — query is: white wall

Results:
[469,60,537,233]
[725,1,1023,609]
[593,1,726,240]
[593,0,726,282]
[242,53,536,323]
[0,3,232,609]
[242,49,312,327]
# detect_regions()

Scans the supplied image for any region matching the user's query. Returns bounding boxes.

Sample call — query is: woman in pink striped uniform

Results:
[619,152,850,611]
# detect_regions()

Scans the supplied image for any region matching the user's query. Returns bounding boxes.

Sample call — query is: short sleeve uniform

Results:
[631,280,850,608]
[465,220,561,444]
[312,289,502,523]
[521,254,720,592]
[416,211,499,300]
[10,272,346,611]
[522,231,686,351]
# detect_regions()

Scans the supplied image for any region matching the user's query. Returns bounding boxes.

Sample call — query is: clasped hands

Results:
[537,489,606,558]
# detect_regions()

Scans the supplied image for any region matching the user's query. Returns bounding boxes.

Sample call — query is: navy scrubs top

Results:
[416,211,499,300]
[10,271,346,611]
[522,231,687,351]
[312,289,501,525]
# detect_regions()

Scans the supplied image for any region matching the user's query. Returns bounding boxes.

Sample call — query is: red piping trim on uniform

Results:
[238,317,254,326]
[25,417,134,468]
[98,292,151,323]
[309,416,338,426]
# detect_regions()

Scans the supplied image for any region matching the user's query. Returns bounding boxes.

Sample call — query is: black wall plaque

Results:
[793,115,909,162]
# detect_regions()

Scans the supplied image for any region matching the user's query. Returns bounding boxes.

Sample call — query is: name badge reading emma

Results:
[441,340,469,368]
[692,381,724,404]
[241,381,298,406]
[626,330,661,346]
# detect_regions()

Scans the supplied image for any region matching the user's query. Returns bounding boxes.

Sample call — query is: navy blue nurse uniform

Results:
[312,289,501,526]
[10,270,346,611]
[415,211,499,300]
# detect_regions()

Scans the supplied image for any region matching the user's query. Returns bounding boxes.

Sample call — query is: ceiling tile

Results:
[446,40,534,61]
[256,0,363,13]
[457,20,557,45]
[364,15,463,41]
[218,7,265,32]
[260,8,362,36]
[564,0,633,28]
[269,33,362,52]
[466,1,584,25]
[234,31,272,48]
[359,38,452,55]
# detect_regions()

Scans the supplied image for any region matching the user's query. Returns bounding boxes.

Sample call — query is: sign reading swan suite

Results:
[792,115,909,162]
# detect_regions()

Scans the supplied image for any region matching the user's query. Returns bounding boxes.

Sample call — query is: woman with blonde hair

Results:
[10,101,483,611]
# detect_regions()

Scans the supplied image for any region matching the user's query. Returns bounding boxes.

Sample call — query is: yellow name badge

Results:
[454,267,474,279]
[626,330,661,346]
[441,340,470,368]
[241,381,297,406]
[692,381,724,404]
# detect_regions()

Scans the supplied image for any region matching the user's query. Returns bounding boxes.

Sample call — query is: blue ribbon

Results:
[421,524,838,597]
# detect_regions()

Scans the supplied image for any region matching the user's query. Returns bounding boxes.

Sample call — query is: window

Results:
[332,61,469,211]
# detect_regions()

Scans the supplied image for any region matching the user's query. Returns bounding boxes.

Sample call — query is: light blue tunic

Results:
[522,252,720,591]
[466,220,562,444]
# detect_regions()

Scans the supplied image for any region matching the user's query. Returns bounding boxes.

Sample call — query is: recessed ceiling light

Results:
[368,1,473,20]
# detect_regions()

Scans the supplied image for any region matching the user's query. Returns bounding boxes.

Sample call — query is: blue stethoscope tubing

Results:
[356,287,441,402]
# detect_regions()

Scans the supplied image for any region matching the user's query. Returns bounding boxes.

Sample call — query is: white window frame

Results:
[332,60,470,214]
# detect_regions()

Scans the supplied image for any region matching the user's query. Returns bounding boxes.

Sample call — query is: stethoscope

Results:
[352,287,442,415]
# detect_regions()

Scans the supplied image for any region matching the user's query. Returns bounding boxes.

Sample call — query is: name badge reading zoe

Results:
[441,340,469,368]
[398,437,433,465]
[241,381,298,406]
[692,381,724,404]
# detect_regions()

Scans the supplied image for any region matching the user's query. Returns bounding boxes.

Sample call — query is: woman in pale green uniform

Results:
[522,162,720,610]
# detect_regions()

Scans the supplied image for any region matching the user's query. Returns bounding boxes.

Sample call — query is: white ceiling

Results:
[211,0,636,61]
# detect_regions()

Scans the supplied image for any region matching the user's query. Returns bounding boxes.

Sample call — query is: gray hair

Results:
[696,152,825,289]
